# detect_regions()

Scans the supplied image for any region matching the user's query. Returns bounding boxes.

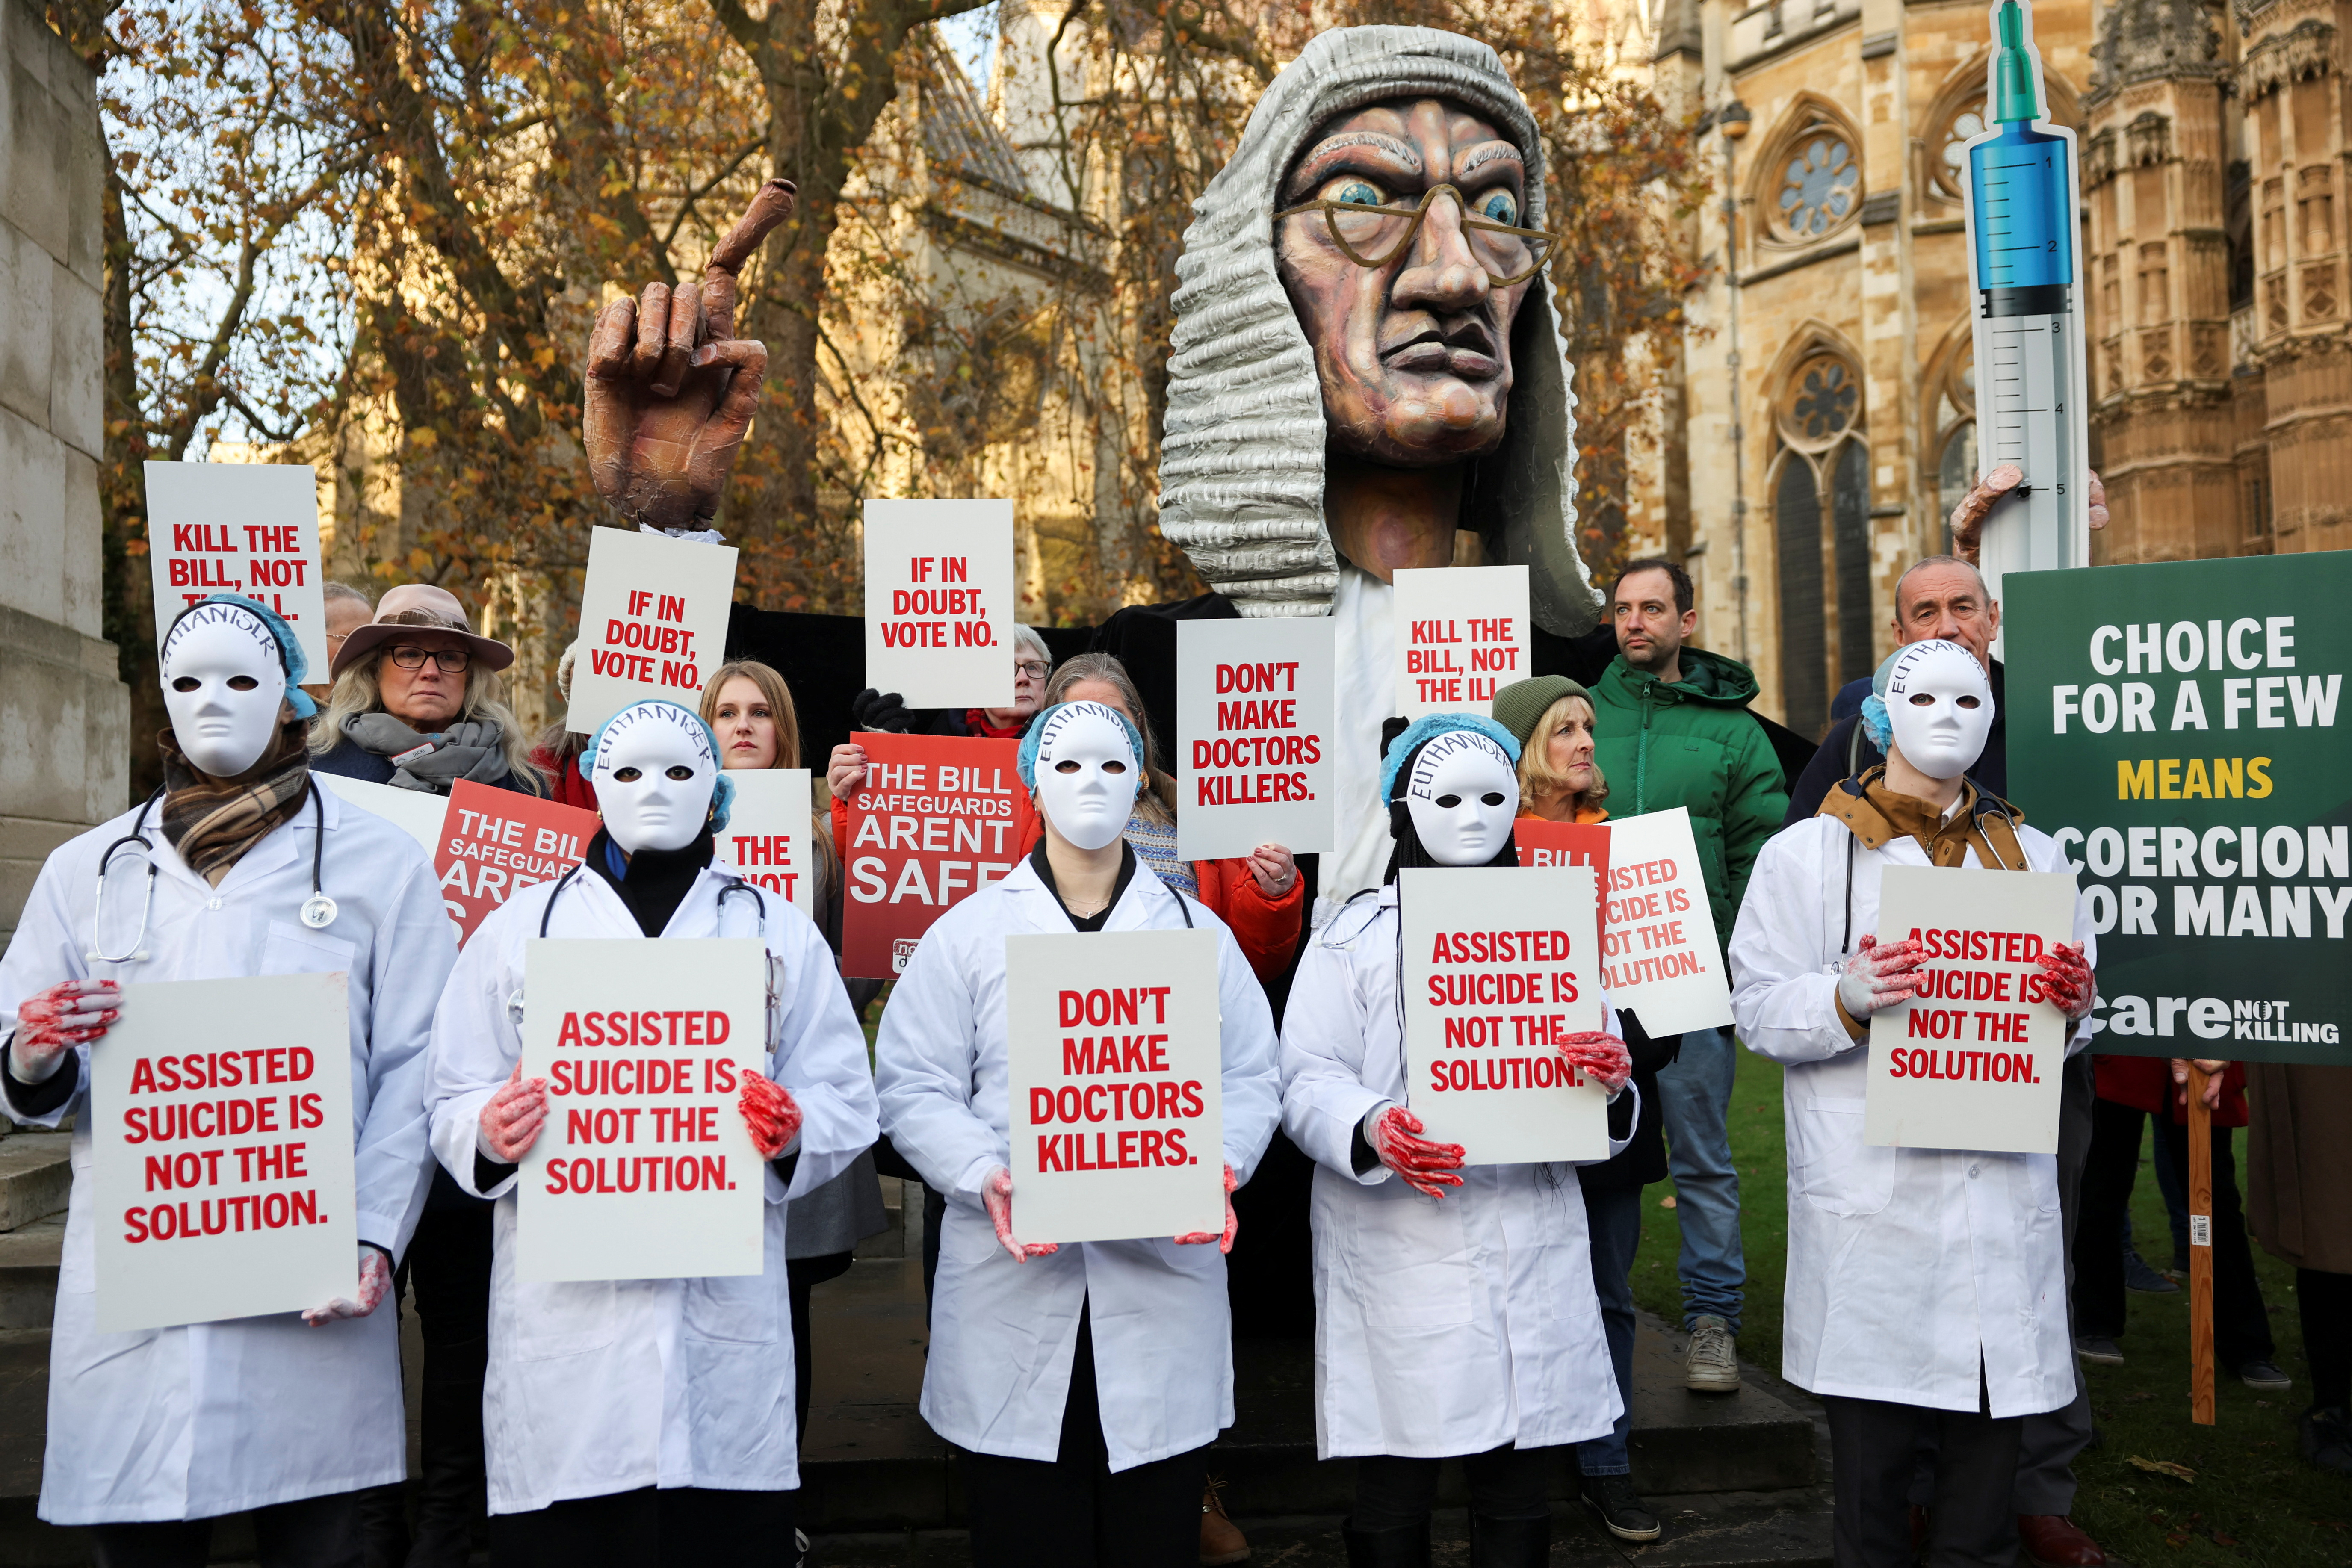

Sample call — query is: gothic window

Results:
[1933,96,1987,205]
[1775,131,1861,239]
[1772,347,1872,739]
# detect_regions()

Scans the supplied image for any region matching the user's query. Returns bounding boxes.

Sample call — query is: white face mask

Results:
[1032,703,1139,852]
[1885,639,1994,782]
[594,706,720,853]
[162,606,288,777]
[1404,732,1520,866]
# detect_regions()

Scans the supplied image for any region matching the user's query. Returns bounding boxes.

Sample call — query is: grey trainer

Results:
[1685,1314,1741,1393]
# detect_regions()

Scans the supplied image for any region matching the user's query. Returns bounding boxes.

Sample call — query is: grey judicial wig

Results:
[1157,25,1601,635]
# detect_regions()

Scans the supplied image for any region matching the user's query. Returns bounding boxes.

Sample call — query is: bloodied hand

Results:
[2034,941,2095,1020]
[982,1166,1059,1262]
[479,1063,550,1163]
[1175,1162,1241,1253]
[1369,1105,1465,1197]
[303,1245,393,1326]
[1556,1031,1631,1093]
[1838,934,1924,1023]
[738,1073,803,1159]
[10,979,118,1082]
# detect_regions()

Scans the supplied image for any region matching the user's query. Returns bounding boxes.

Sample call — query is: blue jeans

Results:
[1575,1181,1643,1476]
[1656,1025,1745,1332]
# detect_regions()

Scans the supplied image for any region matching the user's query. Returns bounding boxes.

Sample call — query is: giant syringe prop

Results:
[1962,0,2090,637]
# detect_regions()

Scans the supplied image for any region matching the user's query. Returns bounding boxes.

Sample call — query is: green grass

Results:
[1631,1048,2348,1566]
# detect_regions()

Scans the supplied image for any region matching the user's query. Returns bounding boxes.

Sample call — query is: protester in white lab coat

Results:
[0,594,453,1568]
[873,701,1282,1568]
[425,700,878,1568]
[1729,641,2098,1568]
[1281,712,1638,1568]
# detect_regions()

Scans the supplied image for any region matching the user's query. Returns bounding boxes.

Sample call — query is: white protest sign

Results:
[1005,929,1225,1243]
[1595,809,1733,1037]
[315,772,451,856]
[91,972,356,1333]
[863,499,1016,709]
[1865,865,2079,1154]
[566,527,740,732]
[1391,564,1530,718]
[518,938,768,1281]
[715,769,816,920]
[1400,865,1610,1163]
[1175,618,1336,862]
[145,461,328,675]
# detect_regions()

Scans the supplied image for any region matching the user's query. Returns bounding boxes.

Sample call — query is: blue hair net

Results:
[583,700,736,836]
[1379,712,1523,802]
[1860,647,1904,751]
[169,593,318,718]
[1017,702,1145,790]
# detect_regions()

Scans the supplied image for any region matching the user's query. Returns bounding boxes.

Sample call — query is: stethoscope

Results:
[508,861,779,1038]
[89,780,336,964]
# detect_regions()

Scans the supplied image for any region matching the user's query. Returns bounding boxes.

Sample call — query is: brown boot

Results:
[1200,1475,1250,1564]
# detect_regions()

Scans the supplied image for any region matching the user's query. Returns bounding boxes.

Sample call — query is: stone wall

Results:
[0,0,126,952]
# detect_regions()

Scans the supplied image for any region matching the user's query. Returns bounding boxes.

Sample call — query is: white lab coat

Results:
[1280,885,1636,1460]
[873,855,1282,1471]
[0,788,453,1525]
[1728,813,2095,1418]
[425,860,878,1514]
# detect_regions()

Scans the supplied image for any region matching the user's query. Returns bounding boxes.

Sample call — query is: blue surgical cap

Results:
[168,593,317,718]
[583,699,736,836]
[1017,702,1146,790]
[1380,712,1522,802]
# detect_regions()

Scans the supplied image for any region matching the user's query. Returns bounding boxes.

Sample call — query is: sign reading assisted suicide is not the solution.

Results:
[1399,865,1610,1164]
[2006,552,2352,1065]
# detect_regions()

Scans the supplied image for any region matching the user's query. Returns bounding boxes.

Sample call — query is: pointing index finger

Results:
[700,179,797,341]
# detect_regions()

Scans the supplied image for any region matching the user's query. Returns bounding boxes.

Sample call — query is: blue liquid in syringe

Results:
[1970,123,2074,314]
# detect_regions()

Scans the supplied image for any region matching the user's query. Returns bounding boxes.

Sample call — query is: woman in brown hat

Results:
[311,584,547,798]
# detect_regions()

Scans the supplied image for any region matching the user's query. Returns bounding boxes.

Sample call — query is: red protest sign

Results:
[435,780,599,944]
[841,732,1034,978]
[1513,819,1610,916]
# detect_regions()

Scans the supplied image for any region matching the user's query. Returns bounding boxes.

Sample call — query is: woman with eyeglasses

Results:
[311,583,544,1567]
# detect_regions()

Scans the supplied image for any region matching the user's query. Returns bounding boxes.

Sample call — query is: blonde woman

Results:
[699,660,887,1516]
[313,584,546,797]
[1492,674,1608,825]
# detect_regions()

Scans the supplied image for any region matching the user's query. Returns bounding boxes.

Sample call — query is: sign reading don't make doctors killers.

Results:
[1399,865,1611,1165]
[840,732,1035,979]
[2006,552,2352,1066]
[1005,929,1226,1243]
[517,938,768,1282]
[90,972,358,1333]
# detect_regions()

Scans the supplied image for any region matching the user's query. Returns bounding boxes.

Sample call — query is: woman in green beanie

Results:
[1492,675,1609,825]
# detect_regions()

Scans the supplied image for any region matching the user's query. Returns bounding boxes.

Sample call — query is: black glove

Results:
[851,688,916,734]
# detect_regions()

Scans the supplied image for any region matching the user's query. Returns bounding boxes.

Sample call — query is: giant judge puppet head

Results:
[1158,26,1600,634]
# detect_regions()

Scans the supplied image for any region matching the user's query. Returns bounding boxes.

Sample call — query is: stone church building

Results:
[1635,0,2328,738]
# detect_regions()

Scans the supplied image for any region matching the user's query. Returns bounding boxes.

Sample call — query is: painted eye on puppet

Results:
[1324,177,1387,207]
[1475,188,1520,225]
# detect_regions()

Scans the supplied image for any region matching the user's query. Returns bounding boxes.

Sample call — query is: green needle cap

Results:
[1993,0,2040,122]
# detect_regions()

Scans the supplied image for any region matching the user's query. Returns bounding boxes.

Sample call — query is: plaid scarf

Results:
[158,709,313,886]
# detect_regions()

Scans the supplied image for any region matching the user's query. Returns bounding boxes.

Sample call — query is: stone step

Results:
[0,1134,71,1236]
[795,1255,1817,1533]
[0,1218,64,1331]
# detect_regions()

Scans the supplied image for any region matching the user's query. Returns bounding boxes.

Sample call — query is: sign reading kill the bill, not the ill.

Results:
[1174,617,1336,862]
[863,499,1016,710]
[2006,551,2352,1066]
[91,972,357,1333]
[517,938,768,1282]
[1399,864,1610,1164]
[1391,565,1531,719]
[1005,929,1226,1243]
[144,461,329,676]
[715,769,816,919]
[1864,865,2079,1155]
[436,781,598,945]
[841,732,1035,978]
[566,527,740,732]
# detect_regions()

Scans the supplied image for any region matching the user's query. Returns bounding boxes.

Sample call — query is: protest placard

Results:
[1593,809,1733,1036]
[715,769,815,919]
[863,499,1016,709]
[1513,818,1609,906]
[1398,865,1609,1164]
[2007,552,2352,1066]
[1864,865,2079,1154]
[1004,929,1225,1243]
[565,527,739,732]
[314,772,450,856]
[1391,565,1530,718]
[435,781,597,945]
[517,938,768,1282]
[1174,618,1336,861]
[144,461,328,675]
[90,971,356,1332]
[841,732,1034,977]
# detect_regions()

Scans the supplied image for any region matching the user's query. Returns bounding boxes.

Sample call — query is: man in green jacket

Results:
[1591,558,1788,1394]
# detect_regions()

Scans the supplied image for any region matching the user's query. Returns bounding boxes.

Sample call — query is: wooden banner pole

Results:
[2187,1061,2215,1426]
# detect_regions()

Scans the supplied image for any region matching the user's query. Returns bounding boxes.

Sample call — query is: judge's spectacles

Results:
[1274,183,1558,287]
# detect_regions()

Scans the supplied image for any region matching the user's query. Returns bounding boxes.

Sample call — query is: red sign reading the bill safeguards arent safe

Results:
[435,780,598,945]
[840,732,1036,978]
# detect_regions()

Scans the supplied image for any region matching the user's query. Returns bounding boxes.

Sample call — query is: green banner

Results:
[2006,554,2352,1065]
